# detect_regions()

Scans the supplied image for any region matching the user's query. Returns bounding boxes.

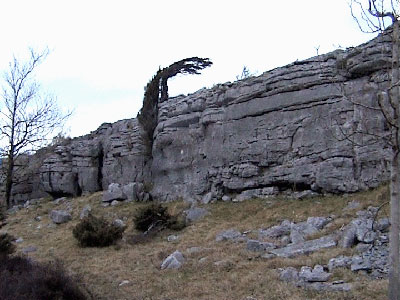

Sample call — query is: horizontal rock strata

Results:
[3,30,395,203]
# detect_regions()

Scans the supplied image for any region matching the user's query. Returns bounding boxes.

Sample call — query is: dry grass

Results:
[1,185,390,300]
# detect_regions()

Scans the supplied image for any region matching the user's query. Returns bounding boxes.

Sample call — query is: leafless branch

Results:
[0,48,70,207]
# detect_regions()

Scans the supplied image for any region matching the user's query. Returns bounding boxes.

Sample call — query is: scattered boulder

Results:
[112,219,126,229]
[375,217,390,232]
[307,216,331,230]
[161,250,184,270]
[103,183,125,202]
[80,205,92,219]
[279,266,352,292]
[185,207,209,223]
[328,256,352,272]
[269,235,337,258]
[299,265,331,282]
[213,259,234,269]
[122,182,137,202]
[54,197,68,205]
[22,246,37,254]
[216,229,246,242]
[221,195,231,202]
[290,224,305,244]
[49,210,72,224]
[201,192,213,204]
[119,280,130,287]
[352,218,376,244]
[279,267,299,282]
[343,200,361,211]
[167,235,179,242]
[246,240,276,252]
[291,190,319,200]
[351,255,372,272]
[340,225,357,248]
[259,220,291,239]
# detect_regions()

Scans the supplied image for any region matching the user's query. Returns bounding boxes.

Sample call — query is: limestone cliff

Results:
[4,31,395,204]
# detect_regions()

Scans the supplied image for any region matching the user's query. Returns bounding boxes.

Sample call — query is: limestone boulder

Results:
[50,210,72,224]
[161,250,184,270]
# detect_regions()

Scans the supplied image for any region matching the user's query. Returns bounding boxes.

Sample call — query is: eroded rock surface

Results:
[3,31,395,203]
[151,31,393,202]
[38,119,150,199]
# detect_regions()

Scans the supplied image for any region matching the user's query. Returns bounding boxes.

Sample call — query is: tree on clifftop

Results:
[350,1,400,298]
[0,48,70,208]
[137,57,212,154]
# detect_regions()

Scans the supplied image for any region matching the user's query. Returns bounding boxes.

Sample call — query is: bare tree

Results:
[0,48,70,208]
[350,1,400,298]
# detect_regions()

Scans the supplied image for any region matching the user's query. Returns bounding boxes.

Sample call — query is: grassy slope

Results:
[2,185,390,300]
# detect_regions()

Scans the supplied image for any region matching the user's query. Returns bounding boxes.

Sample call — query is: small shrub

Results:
[0,255,91,300]
[73,214,125,247]
[0,233,15,256]
[133,203,186,232]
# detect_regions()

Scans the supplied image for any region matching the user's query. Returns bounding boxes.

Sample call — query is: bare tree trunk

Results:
[390,150,400,299]
[390,19,400,300]
[4,154,14,208]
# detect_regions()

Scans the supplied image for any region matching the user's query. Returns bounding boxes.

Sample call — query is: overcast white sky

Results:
[0,0,378,138]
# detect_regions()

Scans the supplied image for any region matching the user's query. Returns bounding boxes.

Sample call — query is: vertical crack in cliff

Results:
[97,144,104,190]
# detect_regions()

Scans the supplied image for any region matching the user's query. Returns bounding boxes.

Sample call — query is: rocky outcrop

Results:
[2,30,395,203]
[151,31,393,201]
[38,119,150,199]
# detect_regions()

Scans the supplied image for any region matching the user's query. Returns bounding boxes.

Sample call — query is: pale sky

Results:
[0,0,377,138]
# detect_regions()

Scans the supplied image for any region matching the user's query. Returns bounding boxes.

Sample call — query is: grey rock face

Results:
[37,119,150,200]
[4,31,395,203]
[161,250,184,270]
[150,31,393,202]
[49,210,72,224]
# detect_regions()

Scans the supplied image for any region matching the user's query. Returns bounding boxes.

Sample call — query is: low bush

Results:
[133,203,186,232]
[0,255,91,300]
[0,233,15,256]
[72,214,125,247]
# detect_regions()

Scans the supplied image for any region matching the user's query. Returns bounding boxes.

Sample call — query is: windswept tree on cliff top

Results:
[0,48,70,208]
[137,57,212,153]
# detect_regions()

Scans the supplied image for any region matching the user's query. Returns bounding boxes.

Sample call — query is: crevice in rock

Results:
[97,144,104,190]
[73,173,82,197]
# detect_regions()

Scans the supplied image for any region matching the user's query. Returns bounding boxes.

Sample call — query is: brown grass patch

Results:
[0,185,390,299]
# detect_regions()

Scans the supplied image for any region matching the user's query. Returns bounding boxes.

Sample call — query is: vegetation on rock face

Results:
[0,256,91,300]
[72,214,125,247]
[137,57,212,154]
